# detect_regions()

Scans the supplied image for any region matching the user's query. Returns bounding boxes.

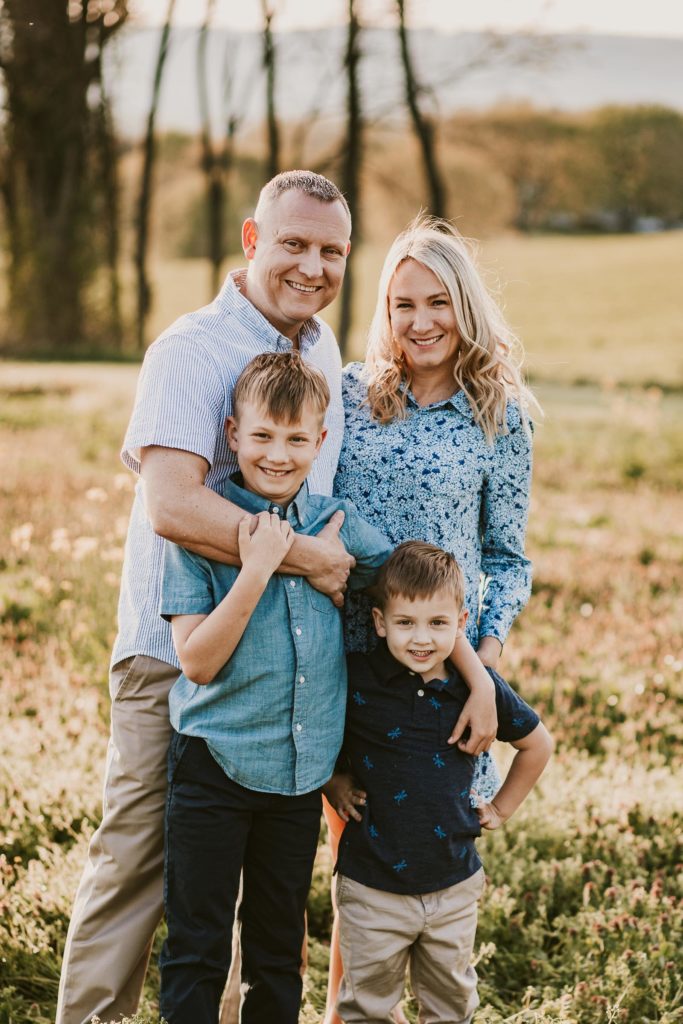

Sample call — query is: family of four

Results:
[56,170,553,1024]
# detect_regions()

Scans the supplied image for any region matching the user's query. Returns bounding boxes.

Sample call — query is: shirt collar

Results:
[223,472,309,527]
[399,378,476,422]
[217,269,323,354]
[367,638,466,695]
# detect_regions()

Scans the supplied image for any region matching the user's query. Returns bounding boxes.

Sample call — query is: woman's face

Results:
[388,259,460,377]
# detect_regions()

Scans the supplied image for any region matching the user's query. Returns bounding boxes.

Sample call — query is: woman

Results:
[323,216,539,1024]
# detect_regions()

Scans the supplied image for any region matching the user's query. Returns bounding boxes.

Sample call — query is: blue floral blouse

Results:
[334,363,533,803]
[335,362,533,655]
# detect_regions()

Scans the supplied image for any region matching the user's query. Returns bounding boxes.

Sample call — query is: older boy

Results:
[325,542,554,1024]
[158,353,393,1024]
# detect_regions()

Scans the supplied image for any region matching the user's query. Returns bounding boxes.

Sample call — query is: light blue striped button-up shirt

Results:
[111,269,344,670]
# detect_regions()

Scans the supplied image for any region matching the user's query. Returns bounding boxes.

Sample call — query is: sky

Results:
[128,0,683,38]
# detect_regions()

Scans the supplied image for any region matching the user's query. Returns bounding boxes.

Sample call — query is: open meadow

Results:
[1,234,682,1023]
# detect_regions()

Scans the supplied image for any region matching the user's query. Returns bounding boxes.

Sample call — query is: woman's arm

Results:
[171,512,294,684]
[479,407,533,648]
[448,633,498,754]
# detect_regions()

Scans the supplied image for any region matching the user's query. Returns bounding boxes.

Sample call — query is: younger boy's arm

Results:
[171,512,294,685]
[477,722,554,830]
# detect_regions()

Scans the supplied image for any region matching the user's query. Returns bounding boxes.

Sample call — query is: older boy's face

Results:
[372,591,468,682]
[226,399,327,505]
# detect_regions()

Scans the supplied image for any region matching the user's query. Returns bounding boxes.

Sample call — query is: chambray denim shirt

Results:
[160,476,393,796]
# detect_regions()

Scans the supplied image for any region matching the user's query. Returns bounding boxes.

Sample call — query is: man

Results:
[56,170,355,1024]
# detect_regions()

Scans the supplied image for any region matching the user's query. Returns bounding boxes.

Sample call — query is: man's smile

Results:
[285,280,321,294]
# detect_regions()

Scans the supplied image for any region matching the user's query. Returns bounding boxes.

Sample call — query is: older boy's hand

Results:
[323,772,366,823]
[306,510,356,607]
[238,512,295,579]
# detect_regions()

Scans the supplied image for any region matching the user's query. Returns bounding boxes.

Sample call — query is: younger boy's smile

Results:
[227,399,327,506]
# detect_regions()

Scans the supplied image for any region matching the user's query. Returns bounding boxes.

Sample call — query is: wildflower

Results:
[10,522,33,552]
[85,487,107,503]
[72,536,98,561]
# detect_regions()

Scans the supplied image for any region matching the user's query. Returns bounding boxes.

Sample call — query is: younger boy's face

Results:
[372,590,468,682]
[227,399,327,505]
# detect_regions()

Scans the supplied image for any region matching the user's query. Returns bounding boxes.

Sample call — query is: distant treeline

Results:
[163,103,683,262]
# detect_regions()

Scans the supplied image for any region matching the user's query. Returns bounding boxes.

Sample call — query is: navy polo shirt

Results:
[336,641,540,895]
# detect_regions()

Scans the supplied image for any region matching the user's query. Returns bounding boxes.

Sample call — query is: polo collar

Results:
[217,270,323,354]
[367,639,466,694]
[223,472,309,526]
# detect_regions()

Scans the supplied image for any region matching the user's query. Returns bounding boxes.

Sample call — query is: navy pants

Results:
[160,732,322,1024]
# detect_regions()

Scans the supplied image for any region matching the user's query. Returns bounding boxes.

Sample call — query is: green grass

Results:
[1,238,682,1023]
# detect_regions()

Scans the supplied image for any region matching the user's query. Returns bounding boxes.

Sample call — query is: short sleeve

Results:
[122,335,226,474]
[488,668,540,743]
[340,501,393,590]
[160,541,216,621]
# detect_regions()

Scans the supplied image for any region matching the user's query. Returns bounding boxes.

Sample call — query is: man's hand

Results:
[448,677,497,755]
[476,800,506,831]
[238,512,294,580]
[323,772,366,823]
[306,510,356,608]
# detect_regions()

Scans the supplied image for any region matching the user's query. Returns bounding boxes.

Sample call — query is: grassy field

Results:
[1,232,682,1023]
[142,232,683,389]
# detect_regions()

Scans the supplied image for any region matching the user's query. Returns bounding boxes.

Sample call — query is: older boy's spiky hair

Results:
[375,541,465,610]
[232,352,330,424]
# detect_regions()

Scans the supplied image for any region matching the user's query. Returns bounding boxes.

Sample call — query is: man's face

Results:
[372,590,468,682]
[242,191,351,340]
[227,399,327,505]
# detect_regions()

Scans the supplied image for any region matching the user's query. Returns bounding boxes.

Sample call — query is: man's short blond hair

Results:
[375,541,465,611]
[232,352,330,424]
[254,170,351,225]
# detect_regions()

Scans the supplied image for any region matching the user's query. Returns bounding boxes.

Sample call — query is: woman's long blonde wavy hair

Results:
[364,216,540,442]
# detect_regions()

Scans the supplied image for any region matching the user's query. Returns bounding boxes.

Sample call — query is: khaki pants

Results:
[336,869,485,1024]
[56,655,177,1024]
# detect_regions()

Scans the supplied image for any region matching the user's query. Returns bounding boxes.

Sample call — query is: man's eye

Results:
[324,248,343,257]
[284,239,302,249]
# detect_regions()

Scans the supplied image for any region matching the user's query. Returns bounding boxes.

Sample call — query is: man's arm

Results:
[171,512,294,684]
[476,722,554,830]
[140,445,354,602]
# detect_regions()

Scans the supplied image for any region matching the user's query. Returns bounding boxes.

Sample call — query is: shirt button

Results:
[295,627,302,636]
[296,723,303,732]
[289,580,296,588]
[299,675,305,683]
[408,671,416,676]
[269,502,283,516]
[417,689,425,697]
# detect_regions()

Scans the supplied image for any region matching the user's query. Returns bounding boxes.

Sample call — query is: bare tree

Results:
[338,0,363,358]
[396,0,447,217]
[197,0,225,297]
[134,0,176,351]
[261,0,279,180]
[0,0,128,355]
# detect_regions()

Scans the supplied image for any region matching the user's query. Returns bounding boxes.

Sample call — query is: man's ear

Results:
[345,241,351,257]
[242,218,259,260]
[372,606,387,638]
[226,416,239,452]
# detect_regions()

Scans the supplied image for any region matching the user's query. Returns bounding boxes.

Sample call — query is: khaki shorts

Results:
[336,867,485,1024]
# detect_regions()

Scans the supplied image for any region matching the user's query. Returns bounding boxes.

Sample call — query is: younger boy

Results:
[325,541,554,1024]
[158,352,393,1024]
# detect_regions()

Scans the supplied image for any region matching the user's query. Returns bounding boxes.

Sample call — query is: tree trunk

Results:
[338,0,362,359]
[197,0,225,298]
[396,0,447,218]
[134,0,176,351]
[261,1,279,181]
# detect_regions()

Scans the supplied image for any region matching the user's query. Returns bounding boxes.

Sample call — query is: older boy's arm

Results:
[448,636,498,755]
[477,723,554,830]
[140,446,354,603]
[171,513,294,684]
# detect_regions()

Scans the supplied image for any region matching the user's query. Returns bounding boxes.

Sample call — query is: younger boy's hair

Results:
[232,352,330,424]
[375,541,465,610]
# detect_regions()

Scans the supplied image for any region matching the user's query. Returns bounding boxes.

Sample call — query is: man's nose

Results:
[298,247,323,279]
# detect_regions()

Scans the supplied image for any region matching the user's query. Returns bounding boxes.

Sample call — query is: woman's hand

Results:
[477,635,503,670]
[323,773,366,823]
[238,512,295,580]
[448,676,497,755]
